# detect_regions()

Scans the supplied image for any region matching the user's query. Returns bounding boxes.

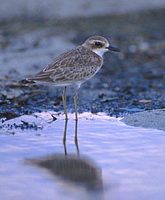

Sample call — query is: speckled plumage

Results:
[29,46,103,86]
[28,35,119,125]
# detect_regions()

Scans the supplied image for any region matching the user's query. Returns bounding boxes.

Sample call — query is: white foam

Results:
[35,111,122,121]
[0,111,123,133]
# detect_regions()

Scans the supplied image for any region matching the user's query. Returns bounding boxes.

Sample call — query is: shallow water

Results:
[0,113,165,200]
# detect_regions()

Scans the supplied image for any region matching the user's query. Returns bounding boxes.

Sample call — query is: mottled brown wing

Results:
[29,46,102,84]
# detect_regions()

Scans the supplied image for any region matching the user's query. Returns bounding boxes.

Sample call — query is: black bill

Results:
[107,45,120,52]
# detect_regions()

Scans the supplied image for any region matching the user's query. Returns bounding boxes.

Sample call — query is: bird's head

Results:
[82,35,120,57]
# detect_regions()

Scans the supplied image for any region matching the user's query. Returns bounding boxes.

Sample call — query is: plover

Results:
[28,35,120,122]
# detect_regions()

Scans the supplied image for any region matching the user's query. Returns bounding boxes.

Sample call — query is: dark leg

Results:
[63,135,67,156]
[74,119,79,155]
[63,114,68,144]
[74,93,78,121]
[74,85,80,143]
[62,86,68,120]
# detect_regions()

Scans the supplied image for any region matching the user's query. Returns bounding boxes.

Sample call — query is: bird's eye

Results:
[94,41,102,47]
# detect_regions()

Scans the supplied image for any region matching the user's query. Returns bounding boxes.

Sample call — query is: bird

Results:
[28,35,120,122]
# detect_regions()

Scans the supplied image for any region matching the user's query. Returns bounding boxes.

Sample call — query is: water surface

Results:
[0,113,165,200]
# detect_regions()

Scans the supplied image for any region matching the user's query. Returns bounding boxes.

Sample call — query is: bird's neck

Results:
[91,48,108,57]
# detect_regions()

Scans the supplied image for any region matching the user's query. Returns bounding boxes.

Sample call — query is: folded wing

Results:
[28,46,102,84]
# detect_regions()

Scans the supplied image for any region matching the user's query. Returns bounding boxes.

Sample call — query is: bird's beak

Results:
[107,45,120,52]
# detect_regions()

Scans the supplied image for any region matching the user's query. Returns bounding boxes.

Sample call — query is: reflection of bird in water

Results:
[25,142,103,195]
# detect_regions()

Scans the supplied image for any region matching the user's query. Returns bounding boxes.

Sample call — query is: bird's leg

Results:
[74,93,78,121]
[74,84,81,142]
[62,86,68,120]
[63,117,68,154]
[63,140,67,156]
[63,116,68,144]
[74,92,79,143]
[74,119,79,155]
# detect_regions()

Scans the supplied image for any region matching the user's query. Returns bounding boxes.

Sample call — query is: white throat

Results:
[92,48,108,57]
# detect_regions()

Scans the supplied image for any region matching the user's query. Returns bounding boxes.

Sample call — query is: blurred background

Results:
[0,0,165,20]
[0,0,165,118]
